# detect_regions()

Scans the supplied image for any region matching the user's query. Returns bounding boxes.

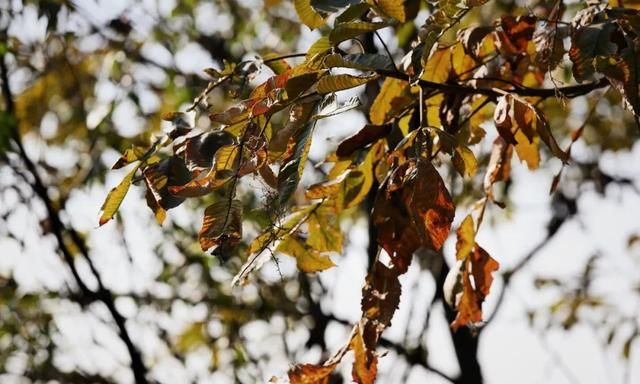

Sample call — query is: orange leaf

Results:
[451,245,499,330]
[288,362,338,384]
[351,325,378,384]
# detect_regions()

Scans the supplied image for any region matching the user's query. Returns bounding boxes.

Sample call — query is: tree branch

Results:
[378,69,610,100]
[1,51,149,384]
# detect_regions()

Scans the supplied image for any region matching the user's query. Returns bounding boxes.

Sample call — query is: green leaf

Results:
[316,73,378,94]
[294,0,325,29]
[329,21,389,45]
[99,165,139,226]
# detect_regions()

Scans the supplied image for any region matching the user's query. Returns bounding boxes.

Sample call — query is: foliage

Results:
[2,0,640,383]
[93,0,640,380]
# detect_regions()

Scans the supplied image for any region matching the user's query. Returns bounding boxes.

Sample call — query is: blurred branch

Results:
[0,50,149,384]
[483,193,575,327]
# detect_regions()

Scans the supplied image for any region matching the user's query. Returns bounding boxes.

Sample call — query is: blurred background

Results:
[1,0,640,383]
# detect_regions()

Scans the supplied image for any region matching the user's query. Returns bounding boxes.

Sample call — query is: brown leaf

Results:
[372,174,421,271]
[402,161,455,255]
[336,124,391,158]
[373,161,455,273]
[495,15,536,55]
[534,20,567,71]
[209,98,258,125]
[451,245,499,330]
[493,95,517,145]
[594,43,640,119]
[199,199,242,252]
[143,156,191,211]
[288,362,337,384]
[569,16,618,82]
[457,26,494,59]
[361,261,402,350]
[484,136,513,200]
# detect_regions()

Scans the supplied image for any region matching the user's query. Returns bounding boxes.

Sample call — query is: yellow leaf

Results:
[99,165,139,226]
[307,210,343,253]
[277,237,335,273]
[316,73,378,94]
[372,0,406,22]
[514,128,540,170]
[455,215,475,261]
[350,324,378,384]
[369,77,408,125]
[294,0,324,29]
[452,146,478,178]
[451,43,475,79]
[421,47,452,83]
[176,322,206,353]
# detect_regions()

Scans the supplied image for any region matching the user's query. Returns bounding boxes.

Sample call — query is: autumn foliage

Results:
[95,0,640,382]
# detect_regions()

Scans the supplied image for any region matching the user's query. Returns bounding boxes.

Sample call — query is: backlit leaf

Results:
[276,236,335,273]
[451,245,499,330]
[288,362,338,384]
[294,0,325,29]
[495,15,536,55]
[514,128,540,170]
[369,77,408,125]
[350,324,378,384]
[455,215,475,261]
[199,199,243,252]
[316,73,378,94]
[99,165,139,226]
[307,210,343,253]
[329,21,389,45]
[452,146,478,178]
[373,0,406,22]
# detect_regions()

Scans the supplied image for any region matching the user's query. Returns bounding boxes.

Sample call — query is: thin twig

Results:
[374,30,398,72]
